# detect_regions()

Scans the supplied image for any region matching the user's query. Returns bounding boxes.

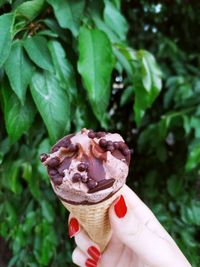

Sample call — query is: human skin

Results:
[69,185,192,267]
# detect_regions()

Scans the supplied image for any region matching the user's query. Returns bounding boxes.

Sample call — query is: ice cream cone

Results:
[61,187,123,252]
[40,129,131,252]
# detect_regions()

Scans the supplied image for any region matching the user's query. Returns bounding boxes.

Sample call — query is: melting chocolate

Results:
[57,157,72,174]
[88,157,106,182]
[51,134,74,152]
[88,178,115,193]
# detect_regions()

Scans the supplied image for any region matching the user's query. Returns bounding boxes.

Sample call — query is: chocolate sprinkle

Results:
[113,142,119,149]
[99,139,107,147]
[122,148,130,156]
[47,157,60,167]
[106,141,113,147]
[49,169,58,176]
[72,173,82,183]
[40,153,49,162]
[107,145,115,152]
[68,144,78,152]
[96,132,106,138]
[88,131,96,139]
[77,162,88,172]
[53,176,63,185]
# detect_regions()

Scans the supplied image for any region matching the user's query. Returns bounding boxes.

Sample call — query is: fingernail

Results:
[68,218,79,238]
[114,195,127,218]
[87,246,101,262]
[85,258,97,267]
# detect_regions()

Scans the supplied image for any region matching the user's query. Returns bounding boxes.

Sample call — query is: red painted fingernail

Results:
[68,218,79,238]
[114,195,127,218]
[85,258,97,267]
[87,246,101,262]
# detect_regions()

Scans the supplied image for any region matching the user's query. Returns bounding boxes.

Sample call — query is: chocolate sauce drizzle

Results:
[40,130,131,193]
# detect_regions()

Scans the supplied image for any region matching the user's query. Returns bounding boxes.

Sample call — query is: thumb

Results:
[109,187,191,267]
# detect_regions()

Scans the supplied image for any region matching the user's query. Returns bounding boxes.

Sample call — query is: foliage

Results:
[0,0,199,266]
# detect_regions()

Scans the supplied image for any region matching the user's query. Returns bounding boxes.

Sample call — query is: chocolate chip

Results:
[78,163,87,172]
[88,131,96,139]
[51,146,60,152]
[107,145,115,152]
[113,142,119,149]
[122,148,130,156]
[87,179,98,189]
[49,169,58,176]
[53,177,63,185]
[62,139,70,147]
[40,153,49,162]
[106,141,113,147]
[47,157,60,167]
[81,176,88,183]
[99,139,107,147]
[72,173,82,183]
[68,144,78,152]
[118,141,125,150]
[96,132,106,138]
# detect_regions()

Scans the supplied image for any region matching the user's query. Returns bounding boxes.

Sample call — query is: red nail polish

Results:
[68,218,79,238]
[87,246,101,262]
[114,195,127,218]
[85,258,97,267]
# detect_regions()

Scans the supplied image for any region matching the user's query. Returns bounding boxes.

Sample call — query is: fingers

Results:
[72,247,98,267]
[68,214,101,266]
[72,247,86,267]
[109,190,191,267]
[75,230,101,263]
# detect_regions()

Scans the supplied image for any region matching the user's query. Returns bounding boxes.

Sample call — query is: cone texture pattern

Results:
[61,187,123,252]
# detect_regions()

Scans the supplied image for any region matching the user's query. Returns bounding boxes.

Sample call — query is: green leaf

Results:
[78,26,114,125]
[104,0,128,41]
[120,86,134,107]
[134,50,162,125]
[41,200,55,223]
[47,0,85,36]
[24,36,54,72]
[139,50,162,93]
[30,71,70,143]
[0,13,14,67]
[181,200,200,226]
[15,0,45,21]
[167,175,183,198]
[3,160,23,194]
[48,40,76,100]
[186,141,200,171]
[5,40,34,104]
[1,81,36,143]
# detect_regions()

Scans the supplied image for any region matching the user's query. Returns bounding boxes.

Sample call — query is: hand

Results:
[68,185,191,267]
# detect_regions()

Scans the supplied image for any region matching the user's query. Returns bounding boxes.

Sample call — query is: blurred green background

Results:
[0,0,200,266]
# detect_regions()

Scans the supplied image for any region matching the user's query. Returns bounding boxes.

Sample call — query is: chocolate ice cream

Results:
[40,128,130,205]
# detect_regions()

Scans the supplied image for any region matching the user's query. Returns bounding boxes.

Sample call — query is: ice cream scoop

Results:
[40,128,130,205]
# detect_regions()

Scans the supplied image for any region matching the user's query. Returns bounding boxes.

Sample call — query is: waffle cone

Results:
[61,187,123,252]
